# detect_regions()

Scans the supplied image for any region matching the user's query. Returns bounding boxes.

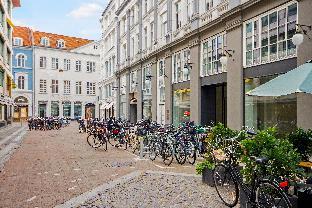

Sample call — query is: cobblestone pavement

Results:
[63,171,226,208]
[0,123,209,208]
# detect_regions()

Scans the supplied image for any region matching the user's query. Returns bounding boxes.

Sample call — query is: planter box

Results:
[202,168,214,187]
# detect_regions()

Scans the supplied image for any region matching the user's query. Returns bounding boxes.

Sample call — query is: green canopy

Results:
[246,62,312,97]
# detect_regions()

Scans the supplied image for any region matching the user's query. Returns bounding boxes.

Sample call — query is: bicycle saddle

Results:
[255,157,269,165]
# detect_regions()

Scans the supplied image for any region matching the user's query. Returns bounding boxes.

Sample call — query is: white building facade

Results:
[99,0,118,119]
[33,34,100,119]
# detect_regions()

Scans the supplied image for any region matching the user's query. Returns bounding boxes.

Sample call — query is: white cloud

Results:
[68,3,103,19]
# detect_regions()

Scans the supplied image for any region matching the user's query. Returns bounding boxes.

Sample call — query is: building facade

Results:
[0,0,21,126]
[101,0,312,131]
[33,32,100,119]
[12,26,33,121]
[99,1,117,120]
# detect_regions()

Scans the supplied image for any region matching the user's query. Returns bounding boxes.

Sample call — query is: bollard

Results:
[139,136,144,159]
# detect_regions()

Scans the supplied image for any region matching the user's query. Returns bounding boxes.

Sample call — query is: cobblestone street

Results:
[0,123,224,208]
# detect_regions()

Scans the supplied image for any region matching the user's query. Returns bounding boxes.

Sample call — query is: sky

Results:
[13,0,109,40]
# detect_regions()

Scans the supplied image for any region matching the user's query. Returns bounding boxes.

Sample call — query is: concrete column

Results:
[138,0,143,57]
[81,102,85,119]
[125,71,130,120]
[189,39,201,124]
[226,20,244,130]
[167,0,172,33]
[165,53,173,124]
[59,102,63,117]
[46,101,51,117]
[137,66,143,121]
[151,61,157,121]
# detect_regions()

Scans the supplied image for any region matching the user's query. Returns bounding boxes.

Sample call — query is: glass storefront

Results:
[74,103,82,118]
[173,89,191,125]
[51,102,59,116]
[63,102,71,117]
[245,76,297,133]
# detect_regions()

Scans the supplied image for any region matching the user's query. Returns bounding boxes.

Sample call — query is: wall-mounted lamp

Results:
[292,24,312,46]
[220,50,235,66]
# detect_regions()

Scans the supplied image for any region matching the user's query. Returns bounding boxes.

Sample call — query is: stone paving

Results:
[0,123,207,208]
[60,171,226,208]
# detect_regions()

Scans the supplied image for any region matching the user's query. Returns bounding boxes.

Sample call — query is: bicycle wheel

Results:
[175,142,186,165]
[256,181,292,208]
[108,135,119,147]
[187,143,197,165]
[213,164,239,207]
[87,134,101,148]
[163,143,174,166]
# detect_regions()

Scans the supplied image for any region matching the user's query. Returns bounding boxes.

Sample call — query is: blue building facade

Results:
[12,38,34,120]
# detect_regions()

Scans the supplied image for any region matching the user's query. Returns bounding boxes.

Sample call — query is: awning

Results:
[246,62,312,97]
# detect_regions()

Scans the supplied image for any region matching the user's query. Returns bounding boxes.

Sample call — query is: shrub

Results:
[196,159,215,175]
[287,128,312,161]
[240,128,301,184]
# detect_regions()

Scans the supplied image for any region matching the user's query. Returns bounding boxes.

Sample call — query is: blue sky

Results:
[13,0,109,40]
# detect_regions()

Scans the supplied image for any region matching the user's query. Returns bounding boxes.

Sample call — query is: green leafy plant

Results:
[240,128,301,184]
[196,159,215,175]
[287,128,312,161]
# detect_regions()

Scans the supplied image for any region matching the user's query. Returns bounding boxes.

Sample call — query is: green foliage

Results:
[240,128,301,184]
[287,128,312,161]
[196,159,215,175]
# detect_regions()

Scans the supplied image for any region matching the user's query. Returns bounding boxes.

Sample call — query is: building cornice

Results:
[116,0,131,16]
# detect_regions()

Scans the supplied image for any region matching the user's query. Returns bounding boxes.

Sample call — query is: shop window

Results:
[173,89,191,125]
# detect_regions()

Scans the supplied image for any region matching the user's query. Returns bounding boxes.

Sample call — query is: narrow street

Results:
[0,124,224,208]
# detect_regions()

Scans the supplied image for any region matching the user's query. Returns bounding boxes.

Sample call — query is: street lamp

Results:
[292,24,312,46]
[220,49,235,66]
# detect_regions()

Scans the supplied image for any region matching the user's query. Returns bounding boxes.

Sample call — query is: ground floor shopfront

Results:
[37,101,98,119]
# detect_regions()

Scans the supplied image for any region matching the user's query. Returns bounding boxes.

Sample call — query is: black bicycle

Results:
[213,131,292,208]
[87,127,108,151]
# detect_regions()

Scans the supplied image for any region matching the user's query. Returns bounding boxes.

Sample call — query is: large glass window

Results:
[63,102,71,117]
[244,76,297,133]
[201,33,226,76]
[51,102,59,116]
[244,2,297,67]
[74,103,82,118]
[17,75,25,89]
[173,48,191,83]
[173,89,191,125]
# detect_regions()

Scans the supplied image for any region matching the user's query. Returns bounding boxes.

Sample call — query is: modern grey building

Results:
[100,0,312,131]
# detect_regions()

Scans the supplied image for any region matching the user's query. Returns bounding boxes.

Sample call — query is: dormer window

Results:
[40,37,50,46]
[57,39,65,48]
[13,37,23,46]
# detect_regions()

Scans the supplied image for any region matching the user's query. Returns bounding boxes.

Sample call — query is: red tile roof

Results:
[12,0,21,7]
[13,26,33,47]
[33,31,92,50]
[12,26,93,50]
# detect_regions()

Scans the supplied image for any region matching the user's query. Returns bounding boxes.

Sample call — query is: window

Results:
[158,60,166,102]
[17,75,25,89]
[57,39,65,48]
[64,80,71,94]
[173,48,191,83]
[16,54,26,67]
[201,33,227,77]
[244,2,297,67]
[13,37,23,46]
[144,27,148,49]
[39,79,47,93]
[130,70,137,92]
[40,37,50,46]
[64,59,71,71]
[144,0,148,14]
[76,81,82,95]
[87,61,96,72]
[76,60,81,71]
[86,82,96,95]
[160,12,168,37]
[51,80,59,93]
[205,0,214,11]
[52,58,59,69]
[40,57,47,68]
[142,64,152,95]
[175,1,181,29]
[150,22,154,47]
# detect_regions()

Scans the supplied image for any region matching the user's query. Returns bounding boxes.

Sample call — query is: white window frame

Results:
[86,82,96,95]
[243,1,298,68]
[75,60,81,71]
[52,58,59,69]
[172,48,191,83]
[16,53,26,68]
[87,61,95,72]
[76,81,82,95]
[57,39,65,48]
[13,37,23,46]
[64,80,71,94]
[39,79,47,93]
[64,59,71,71]
[51,79,59,94]
[40,37,50,46]
[39,56,47,69]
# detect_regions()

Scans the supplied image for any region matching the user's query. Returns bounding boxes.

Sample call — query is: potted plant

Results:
[196,159,215,186]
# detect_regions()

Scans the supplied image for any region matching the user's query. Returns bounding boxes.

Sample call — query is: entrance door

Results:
[130,104,137,123]
[39,104,47,118]
[85,104,95,119]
